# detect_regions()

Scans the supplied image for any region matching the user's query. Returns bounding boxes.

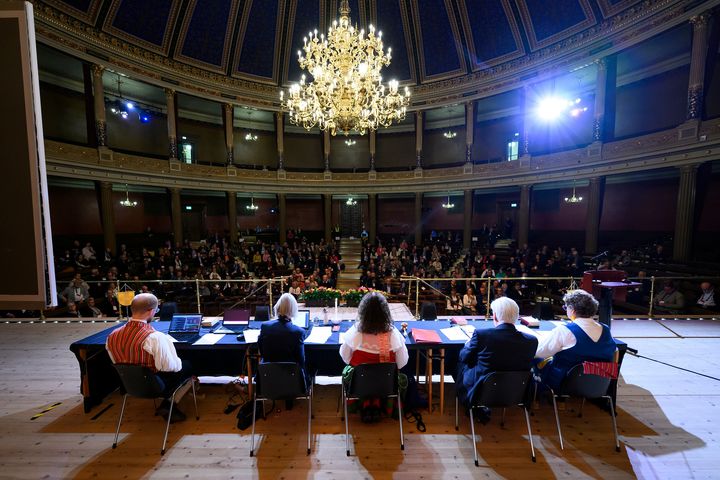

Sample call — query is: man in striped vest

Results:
[106,293,191,422]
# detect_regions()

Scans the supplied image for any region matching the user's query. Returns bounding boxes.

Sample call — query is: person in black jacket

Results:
[456,297,537,422]
[257,293,307,408]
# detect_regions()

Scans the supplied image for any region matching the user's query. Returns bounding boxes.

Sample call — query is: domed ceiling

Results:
[34,0,695,107]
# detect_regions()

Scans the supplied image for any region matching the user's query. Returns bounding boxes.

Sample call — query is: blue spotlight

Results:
[139,111,151,123]
[125,101,135,110]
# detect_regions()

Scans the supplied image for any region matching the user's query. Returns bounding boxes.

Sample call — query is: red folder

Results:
[411,328,442,343]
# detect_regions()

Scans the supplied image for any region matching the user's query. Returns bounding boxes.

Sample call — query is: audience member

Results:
[697,282,715,309]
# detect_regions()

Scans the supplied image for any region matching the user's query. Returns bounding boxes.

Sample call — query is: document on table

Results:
[243,329,260,344]
[440,326,471,341]
[305,326,332,344]
[516,324,553,341]
[460,325,475,337]
[193,333,225,346]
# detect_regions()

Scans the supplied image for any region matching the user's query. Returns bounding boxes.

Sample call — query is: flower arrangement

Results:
[300,286,387,306]
[300,287,342,306]
[342,287,387,306]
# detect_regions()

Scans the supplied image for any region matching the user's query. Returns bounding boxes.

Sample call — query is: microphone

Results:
[591,251,609,261]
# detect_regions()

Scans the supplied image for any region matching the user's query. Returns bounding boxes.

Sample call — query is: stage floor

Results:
[0,318,718,479]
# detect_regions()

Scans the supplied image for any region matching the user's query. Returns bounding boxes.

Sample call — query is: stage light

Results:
[125,101,135,110]
[139,111,151,123]
[537,97,567,120]
[536,96,589,121]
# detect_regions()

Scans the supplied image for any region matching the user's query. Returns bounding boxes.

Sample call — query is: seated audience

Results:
[535,289,616,390]
[456,297,537,422]
[653,281,685,313]
[105,293,192,422]
[339,292,408,422]
[697,282,716,309]
[446,288,463,312]
[463,287,478,314]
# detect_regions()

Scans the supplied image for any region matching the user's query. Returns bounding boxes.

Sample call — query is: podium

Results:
[581,270,639,330]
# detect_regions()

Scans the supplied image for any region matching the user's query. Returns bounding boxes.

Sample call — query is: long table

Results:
[69,319,627,414]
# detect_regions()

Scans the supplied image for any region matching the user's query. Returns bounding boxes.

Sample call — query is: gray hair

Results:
[563,289,599,318]
[131,293,158,315]
[490,297,519,324]
[274,293,299,319]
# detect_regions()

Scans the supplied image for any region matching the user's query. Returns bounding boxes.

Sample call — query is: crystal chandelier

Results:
[280,0,410,135]
[442,194,454,209]
[564,183,583,204]
[346,197,357,206]
[119,184,137,207]
[246,196,259,211]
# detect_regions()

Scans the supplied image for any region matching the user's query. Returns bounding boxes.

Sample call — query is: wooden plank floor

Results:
[0,319,718,479]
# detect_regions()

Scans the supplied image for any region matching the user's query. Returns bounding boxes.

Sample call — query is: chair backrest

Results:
[347,363,398,398]
[560,364,612,399]
[158,302,178,321]
[114,364,166,398]
[255,305,270,321]
[420,302,437,320]
[257,362,306,399]
[473,370,531,408]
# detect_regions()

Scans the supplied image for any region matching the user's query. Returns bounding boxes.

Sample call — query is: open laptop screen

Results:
[292,310,310,329]
[169,314,202,333]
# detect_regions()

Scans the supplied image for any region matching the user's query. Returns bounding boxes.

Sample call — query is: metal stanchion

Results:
[415,278,420,319]
[485,277,491,319]
[648,276,656,317]
[195,278,201,314]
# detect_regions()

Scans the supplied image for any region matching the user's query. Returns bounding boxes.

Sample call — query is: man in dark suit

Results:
[456,297,537,422]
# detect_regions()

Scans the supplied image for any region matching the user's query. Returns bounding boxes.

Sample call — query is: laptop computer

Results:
[168,313,203,343]
[222,308,251,333]
[292,309,310,329]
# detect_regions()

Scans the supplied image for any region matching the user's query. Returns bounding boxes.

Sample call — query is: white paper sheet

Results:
[242,329,260,344]
[192,333,225,346]
[517,324,553,341]
[516,324,540,338]
[460,325,476,337]
[441,326,471,341]
[338,332,347,344]
[305,326,333,344]
[551,320,567,327]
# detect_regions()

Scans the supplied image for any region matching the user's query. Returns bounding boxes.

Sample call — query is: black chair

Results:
[111,364,199,455]
[420,301,437,320]
[546,364,620,451]
[254,305,270,321]
[250,362,313,456]
[454,371,535,465]
[342,362,404,456]
[158,302,178,321]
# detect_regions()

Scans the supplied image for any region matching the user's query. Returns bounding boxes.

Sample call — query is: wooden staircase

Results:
[336,238,362,290]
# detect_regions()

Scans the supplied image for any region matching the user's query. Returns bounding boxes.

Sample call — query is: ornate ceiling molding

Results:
[44,121,720,194]
[32,0,715,111]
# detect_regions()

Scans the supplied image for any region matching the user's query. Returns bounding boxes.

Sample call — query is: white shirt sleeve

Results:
[339,325,358,364]
[390,327,409,368]
[143,331,183,372]
[535,325,576,359]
